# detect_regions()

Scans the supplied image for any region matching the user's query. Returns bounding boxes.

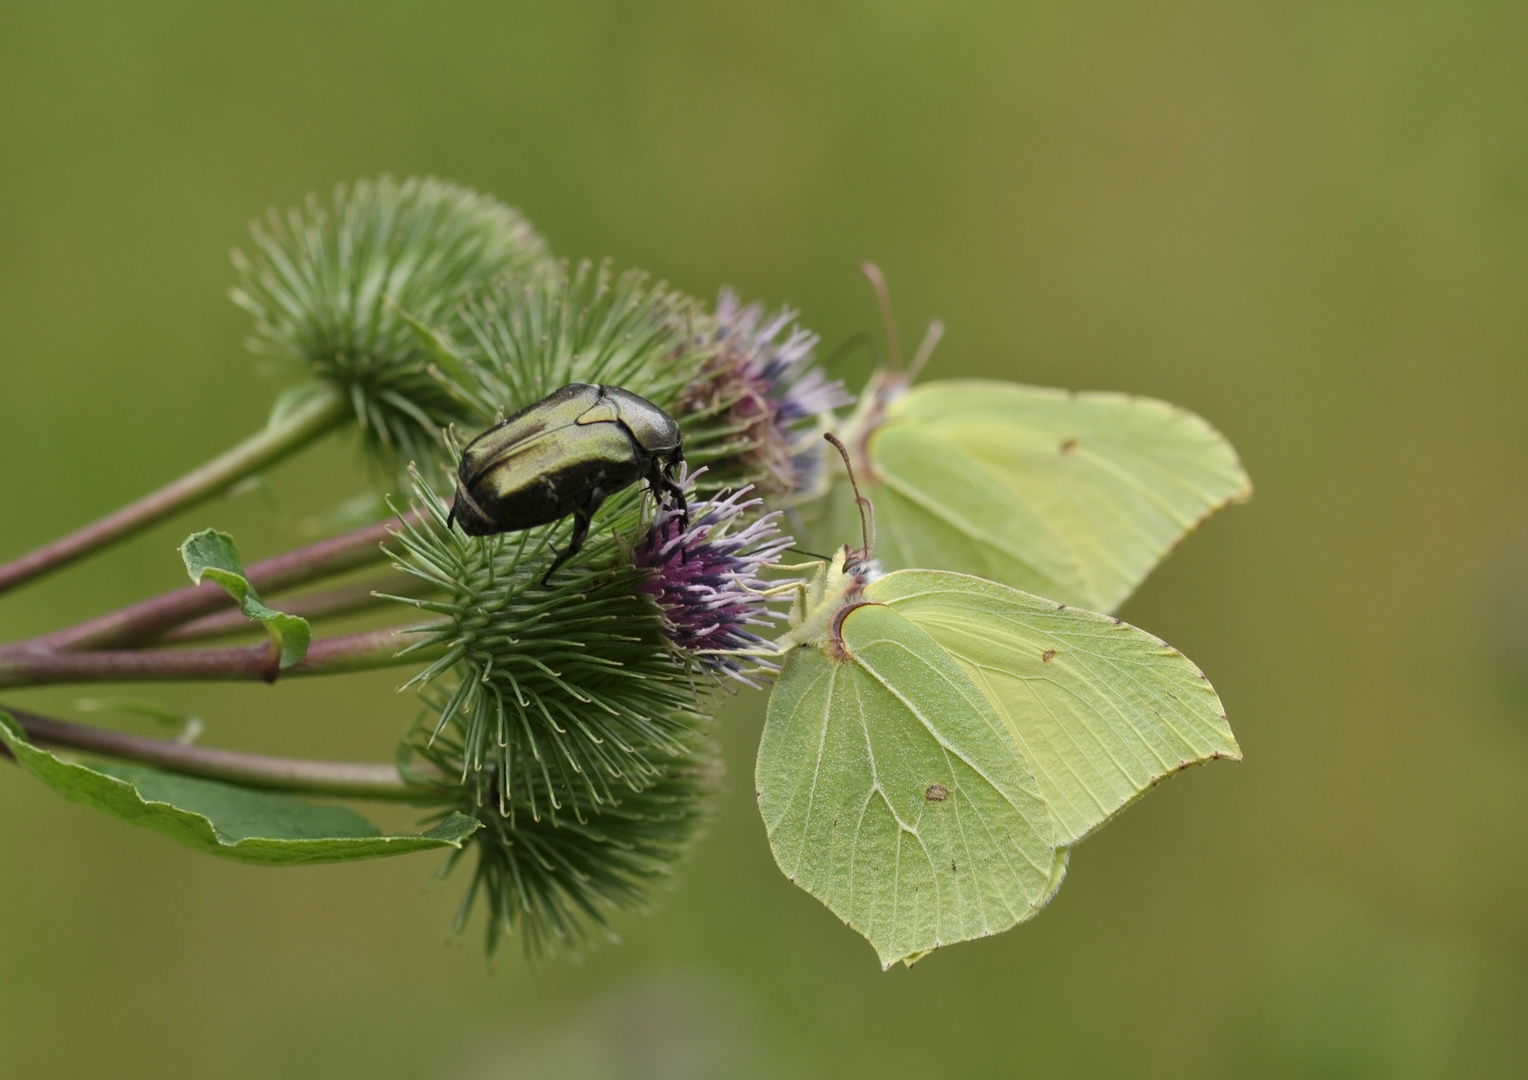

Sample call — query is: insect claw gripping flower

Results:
[633,473,796,688]
[679,290,854,499]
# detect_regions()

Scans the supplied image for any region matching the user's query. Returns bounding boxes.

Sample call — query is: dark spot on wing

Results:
[924,784,949,802]
[1059,438,1078,453]
[1041,649,1057,662]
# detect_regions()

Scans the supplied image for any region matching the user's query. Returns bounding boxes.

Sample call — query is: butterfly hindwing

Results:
[868,569,1241,845]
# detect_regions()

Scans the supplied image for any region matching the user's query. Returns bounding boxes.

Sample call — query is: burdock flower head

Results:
[680,290,853,498]
[634,473,794,687]
[387,474,726,956]
[232,176,549,476]
[387,466,790,956]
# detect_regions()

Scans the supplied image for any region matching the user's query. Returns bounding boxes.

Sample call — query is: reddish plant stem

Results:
[0,386,348,597]
[0,628,425,689]
[10,511,421,655]
[1,705,443,801]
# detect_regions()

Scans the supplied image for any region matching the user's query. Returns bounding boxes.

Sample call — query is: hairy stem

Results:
[0,627,433,689]
[0,383,350,598]
[2,706,445,801]
[14,510,422,654]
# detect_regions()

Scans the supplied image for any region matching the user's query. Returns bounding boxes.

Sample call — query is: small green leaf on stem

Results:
[0,713,478,865]
[179,529,311,668]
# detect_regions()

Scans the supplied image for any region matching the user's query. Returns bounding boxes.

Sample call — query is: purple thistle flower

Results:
[634,475,795,687]
[682,291,854,497]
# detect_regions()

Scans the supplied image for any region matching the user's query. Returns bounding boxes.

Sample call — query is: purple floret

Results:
[687,291,855,496]
[634,479,794,687]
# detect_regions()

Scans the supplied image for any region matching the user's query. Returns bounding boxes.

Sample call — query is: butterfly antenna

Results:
[905,319,945,383]
[824,432,875,559]
[820,331,882,375]
[859,261,902,371]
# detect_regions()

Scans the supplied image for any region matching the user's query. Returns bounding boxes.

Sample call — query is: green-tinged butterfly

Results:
[758,435,1240,969]
[816,264,1251,614]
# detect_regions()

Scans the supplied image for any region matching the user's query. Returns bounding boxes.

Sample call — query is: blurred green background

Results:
[2,2,1526,1077]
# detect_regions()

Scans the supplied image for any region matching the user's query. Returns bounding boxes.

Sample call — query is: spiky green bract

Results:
[385,480,711,823]
[231,176,549,474]
[439,260,708,430]
[409,712,722,958]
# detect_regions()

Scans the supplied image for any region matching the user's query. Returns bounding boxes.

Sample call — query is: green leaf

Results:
[869,569,1240,846]
[0,713,477,865]
[828,379,1251,613]
[180,529,311,668]
[758,603,1060,969]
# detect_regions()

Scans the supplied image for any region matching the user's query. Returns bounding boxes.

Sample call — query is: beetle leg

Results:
[662,456,689,531]
[646,459,691,562]
[542,488,607,585]
[660,475,689,531]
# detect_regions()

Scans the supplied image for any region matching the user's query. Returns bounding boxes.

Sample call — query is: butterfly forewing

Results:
[757,602,1058,969]
[825,379,1250,613]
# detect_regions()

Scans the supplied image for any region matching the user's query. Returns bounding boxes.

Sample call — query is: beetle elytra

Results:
[450,383,687,580]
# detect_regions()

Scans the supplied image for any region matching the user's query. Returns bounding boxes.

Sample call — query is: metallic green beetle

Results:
[449,383,687,579]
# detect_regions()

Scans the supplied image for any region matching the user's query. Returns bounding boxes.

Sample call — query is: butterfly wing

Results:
[825,379,1250,613]
[869,569,1240,846]
[757,602,1061,969]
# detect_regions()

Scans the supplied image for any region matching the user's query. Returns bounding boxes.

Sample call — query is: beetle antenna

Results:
[905,319,945,383]
[859,261,902,371]
[824,432,875,559]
